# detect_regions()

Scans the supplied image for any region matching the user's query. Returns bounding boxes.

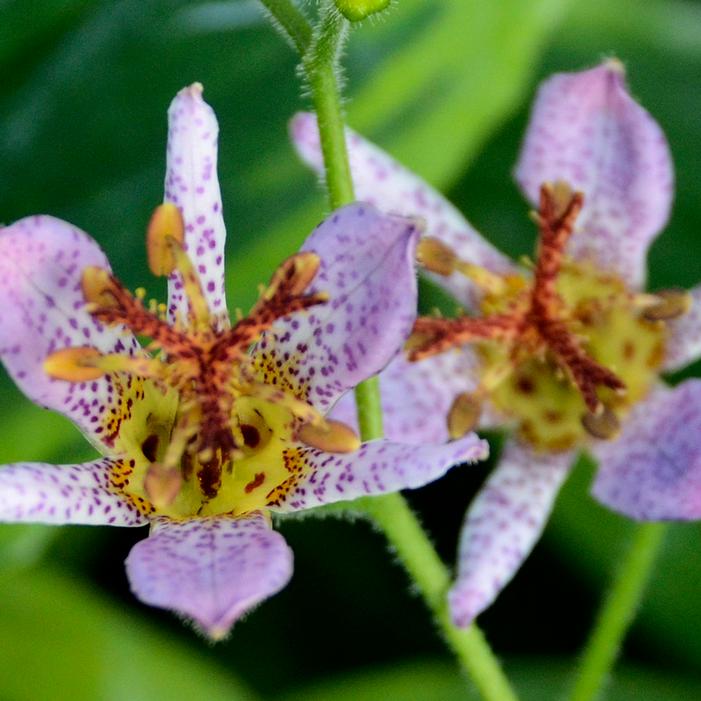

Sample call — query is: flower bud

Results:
[334,0,390,21]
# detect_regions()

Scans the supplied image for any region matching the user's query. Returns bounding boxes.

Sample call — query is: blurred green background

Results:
[1,1,701,699]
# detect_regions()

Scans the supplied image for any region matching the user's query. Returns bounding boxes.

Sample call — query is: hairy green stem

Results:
[257,0,312,55]
[568,522,667,701]
[261,2,518,698]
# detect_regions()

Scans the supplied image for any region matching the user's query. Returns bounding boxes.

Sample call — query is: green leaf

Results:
[0,567,261,701]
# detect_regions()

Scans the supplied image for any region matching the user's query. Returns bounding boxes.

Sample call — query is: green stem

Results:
[262,3,518,698]
[257,0,312,55]
[568,522,667,701]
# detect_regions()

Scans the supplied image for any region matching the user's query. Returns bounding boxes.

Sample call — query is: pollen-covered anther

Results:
[417,237,458,276]
[43,346,105,381]
[447,392,482,438]
[581,404,621,440]
[147,203,186,277]
[640,289,692,322]
[261,252,322,300]
[297,419,360,453]
[82,266,120,308]
[143,462,183,509]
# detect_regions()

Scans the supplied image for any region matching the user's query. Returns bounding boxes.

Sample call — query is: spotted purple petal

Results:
[0,458,146,526]
[592,380,701,520]
[268,433,488,513]
[515,60,673,289]
[662,283,701,372]
[331,349,493,444]
[165,84,228,327]
[290,113,514,309]
[254,203,420,413]
[449,441,573,627]
[125,512,293,639]
[0,215,140,451]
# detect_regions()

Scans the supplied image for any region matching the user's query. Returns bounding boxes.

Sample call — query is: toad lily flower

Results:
[0,85,488,639]
[291,60,701,626]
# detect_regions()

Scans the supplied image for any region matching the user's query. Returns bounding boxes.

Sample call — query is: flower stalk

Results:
[568,522,667,701]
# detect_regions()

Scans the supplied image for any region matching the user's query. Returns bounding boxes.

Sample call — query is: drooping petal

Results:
[253,203,420,412]
[165,83,228,327]
[449,441,573,627]
[267,433,488,512]
[331,348,498,444]
[125,512,293,639]
[662,283,701,372]
[0,458,147,526]
[0,215,140,450]
[515,60,673,289]
[290,113,513,308]
[592,380,701,520]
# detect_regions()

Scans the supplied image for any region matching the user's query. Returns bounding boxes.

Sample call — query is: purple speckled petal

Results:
[0,215,140,450]
[290,113,513,309]
[0,458,146,526]
[165,84,228,327]
[268,433,488,513]
[331,349,491,444]
[125,512,293,639]
[254,203,420,413]
[662,284,701,372]
[449,441,573,627]
[592,380,701,520]
[515,60,673,289]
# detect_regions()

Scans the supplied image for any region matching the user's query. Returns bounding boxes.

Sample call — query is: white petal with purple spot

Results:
[125,512,293,639]
[449,441,573,627]
[515,60,673,288]
[165,84,228,327]
[0,458,146,526]
[290,113,513,309]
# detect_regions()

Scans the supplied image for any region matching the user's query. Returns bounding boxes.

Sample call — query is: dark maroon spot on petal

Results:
[241,424,260,448]
[244,472,266,493]
[141,434,159,462]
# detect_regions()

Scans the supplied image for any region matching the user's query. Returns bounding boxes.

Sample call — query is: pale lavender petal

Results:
[592,380,701,520]
[0,458,146,526]
[331,349,493,444]
[0,215,140,449]
[515,60,673,288]
[449,441,573,627]
[662,284,701,372]
[290,113,513,308]
[125,513,293,639]
[165,84,228,327]
[267,433,488,513]
[254,203,420,412]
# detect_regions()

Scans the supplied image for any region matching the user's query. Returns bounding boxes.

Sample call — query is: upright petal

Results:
[662,283,701,372]
[266,433,488,512]
[254,203,420,412]
[592,380,701,520]
[515,60,673,288]
[290,113,513,308]
[165,84,228,326]
[0,215,140,450]
[330,348,494,444]
[125,513,293,639]
[0,458,147,526]
[449,441,573,627]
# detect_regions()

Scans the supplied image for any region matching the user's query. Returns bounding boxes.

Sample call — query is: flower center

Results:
[44,204,359,517]
[411,182,690,451]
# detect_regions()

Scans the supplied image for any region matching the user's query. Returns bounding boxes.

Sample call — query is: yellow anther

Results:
[417,237,458,276]
[43,346,105,381]
[147,203,185,277]
[640,289,692,322]
[455,262,508,295]
[143,462,182,509]
[260,252,321,301]
[82,266,118,308]
[135,287,146,300]
[447,392,482,439]
[581,404,621,440]
[297,419,361,453]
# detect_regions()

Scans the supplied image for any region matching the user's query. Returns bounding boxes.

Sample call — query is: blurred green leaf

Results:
[0,567,261,701]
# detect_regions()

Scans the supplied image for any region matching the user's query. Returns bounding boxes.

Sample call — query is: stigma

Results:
[44,204,359,515]
[411,182,691,451]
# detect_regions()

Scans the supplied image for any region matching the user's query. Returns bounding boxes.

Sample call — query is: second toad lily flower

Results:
[291,60,701,626]
[0,85,488,639]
